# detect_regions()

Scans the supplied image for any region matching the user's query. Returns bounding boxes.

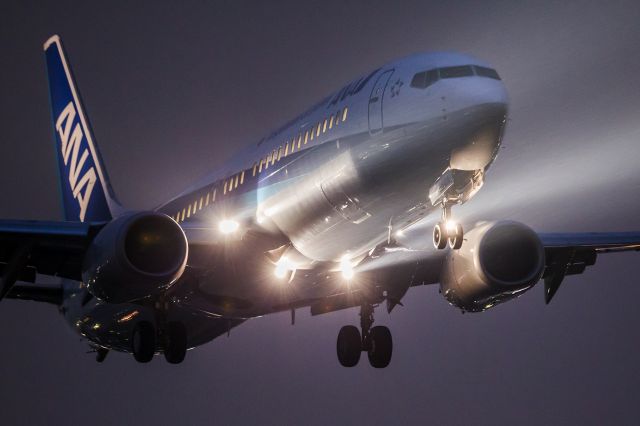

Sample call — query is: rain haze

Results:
[1,1,640,424]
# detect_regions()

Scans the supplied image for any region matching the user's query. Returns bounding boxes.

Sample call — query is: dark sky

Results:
[2,1,640,425]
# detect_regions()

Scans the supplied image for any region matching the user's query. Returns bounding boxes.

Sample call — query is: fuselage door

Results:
[368,69,394,134]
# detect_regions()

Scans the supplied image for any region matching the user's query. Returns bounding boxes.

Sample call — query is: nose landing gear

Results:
[336,303,393,368]
[432,203,464,250]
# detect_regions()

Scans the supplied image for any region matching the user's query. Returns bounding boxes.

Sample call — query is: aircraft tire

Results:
[337,325,361,367]
[433,222,448,250]
[164,322,187,364]
[132,321,156,363]
[448,223,464,250]
[367,325,392,368]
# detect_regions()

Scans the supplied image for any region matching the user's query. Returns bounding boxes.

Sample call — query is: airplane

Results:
[1,34,639,368]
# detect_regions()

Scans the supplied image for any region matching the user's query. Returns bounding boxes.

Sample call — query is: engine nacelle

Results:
[82,212,188,303]
[440,221,545,312]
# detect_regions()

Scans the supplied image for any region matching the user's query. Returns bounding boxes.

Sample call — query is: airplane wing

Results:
[349,227,640,311]
[538,232,640,303]
[538,232,640,252]
[0,219,104,300]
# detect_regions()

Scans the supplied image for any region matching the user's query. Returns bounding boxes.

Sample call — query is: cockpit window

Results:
[473,65,501,80]
[410,69,439,89]
[410,64,501,90]
[410,71,426,88]
[439,65,474,78]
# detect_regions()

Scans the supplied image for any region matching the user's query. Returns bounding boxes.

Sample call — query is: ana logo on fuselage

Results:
[55,101,97,222]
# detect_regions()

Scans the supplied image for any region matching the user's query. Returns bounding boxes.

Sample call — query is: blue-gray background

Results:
[1,1,639,425]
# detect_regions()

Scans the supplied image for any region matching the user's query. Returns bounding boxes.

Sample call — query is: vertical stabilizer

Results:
[43,35,121,222]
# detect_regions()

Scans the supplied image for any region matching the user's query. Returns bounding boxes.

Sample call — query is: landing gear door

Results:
[368,69,394,134]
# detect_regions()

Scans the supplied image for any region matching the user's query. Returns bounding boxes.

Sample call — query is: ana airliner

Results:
[1,35,638,367]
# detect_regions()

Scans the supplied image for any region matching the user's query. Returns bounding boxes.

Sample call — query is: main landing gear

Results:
[336,304,393,368]
[432,203,464,250]
[130,320,187,364]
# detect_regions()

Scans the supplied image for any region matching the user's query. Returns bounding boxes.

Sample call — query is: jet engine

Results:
[440,221,545,312]
[82,212,188,303]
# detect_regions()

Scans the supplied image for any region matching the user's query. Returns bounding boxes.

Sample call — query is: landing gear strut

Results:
[433,203,464,250]
[336,304,393,368]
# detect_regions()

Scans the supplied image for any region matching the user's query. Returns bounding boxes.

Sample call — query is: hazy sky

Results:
[1,1,640,425]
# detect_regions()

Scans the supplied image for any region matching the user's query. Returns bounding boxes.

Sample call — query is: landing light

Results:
[275,256,296,279]
[340,255,355,280]
[446,220,458,232]
[219,219,239,234]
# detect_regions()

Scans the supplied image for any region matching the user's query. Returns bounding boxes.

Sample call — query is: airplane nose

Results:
[446,82,508,171]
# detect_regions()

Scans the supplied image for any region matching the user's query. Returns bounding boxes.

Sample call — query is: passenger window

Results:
[187,205,191,218]
[304,131,309,144]
[181,209,185,221]
[439,65,473,78]
[223,180,228,194]
[193,201,198,212]
[212,188,217,202]
[240,171,245,184]
[322,119,327,133]
[199,197,203,210]
[310,127,315,141]
[206,193,210,206]
[342,107,348,122]
[474,66,501,80]
[297,134,302,147]
[253,162,258,176]
[235,174,239,188]
[329,114,334,129]
[316,123,321,137]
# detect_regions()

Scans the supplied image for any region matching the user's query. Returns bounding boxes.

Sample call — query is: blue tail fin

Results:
[44,35,121,222]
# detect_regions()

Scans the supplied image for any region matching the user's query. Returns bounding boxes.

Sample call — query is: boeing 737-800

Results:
[1,35,638,368]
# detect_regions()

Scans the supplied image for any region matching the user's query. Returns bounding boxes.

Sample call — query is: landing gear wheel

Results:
[367,325,393,368]
[433,221,448,250]
[132,321,156,363]
[448,223,464,250]
[337,325,362,367]
[164,322,187,364]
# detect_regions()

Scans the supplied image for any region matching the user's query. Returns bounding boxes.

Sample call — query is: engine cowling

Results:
[440,221,545,312]
[82,212,188,303]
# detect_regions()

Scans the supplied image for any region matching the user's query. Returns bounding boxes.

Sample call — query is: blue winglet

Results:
[43,35,121,222]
